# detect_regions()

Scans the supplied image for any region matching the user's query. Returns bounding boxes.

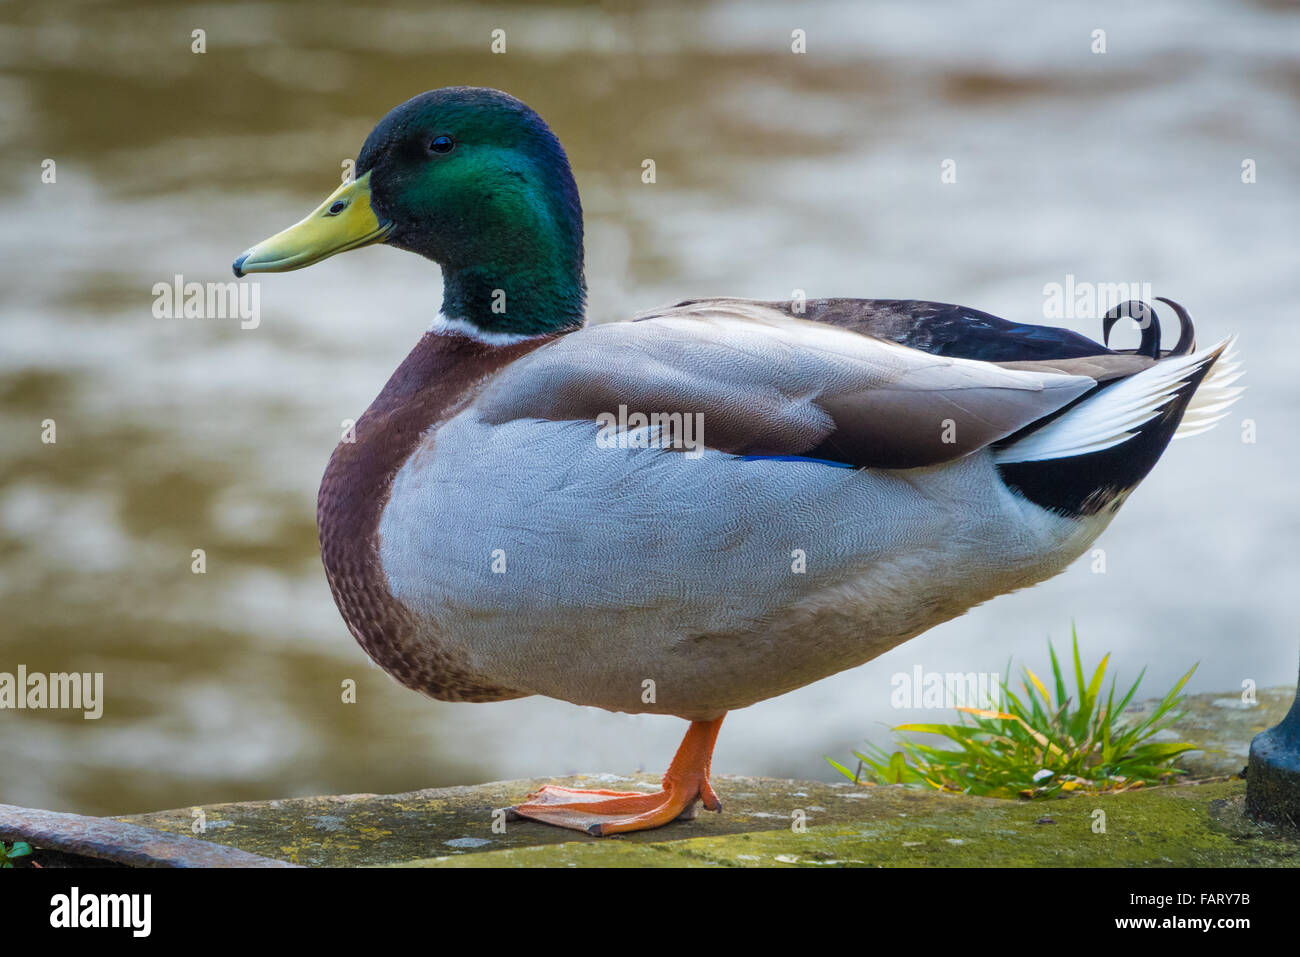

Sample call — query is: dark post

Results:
[1246,655,1300,827]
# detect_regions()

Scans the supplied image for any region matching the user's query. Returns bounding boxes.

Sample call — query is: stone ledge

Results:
[400,780,1300,868]
[114,776,1300,868]
[25,687,1296,867]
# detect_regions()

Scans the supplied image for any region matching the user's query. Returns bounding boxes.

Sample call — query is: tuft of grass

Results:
[828,628,1197,799]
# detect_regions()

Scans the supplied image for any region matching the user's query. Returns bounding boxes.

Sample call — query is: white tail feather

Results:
[1172,342,1245,440]
[993,337,1240,464]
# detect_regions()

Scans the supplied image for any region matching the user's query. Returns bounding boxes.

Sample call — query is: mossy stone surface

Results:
[116,777,1300,868]
[403,780,1300,868]
[1135,685,1293,778]
[108,689,1299,867]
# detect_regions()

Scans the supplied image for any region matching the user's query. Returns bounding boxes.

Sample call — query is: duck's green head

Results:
[233,87,586,337]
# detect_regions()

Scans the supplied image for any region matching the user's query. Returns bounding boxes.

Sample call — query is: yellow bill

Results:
[233,171,391,277]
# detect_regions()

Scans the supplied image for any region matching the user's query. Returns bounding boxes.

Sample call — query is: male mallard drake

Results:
[233,87,1242,836]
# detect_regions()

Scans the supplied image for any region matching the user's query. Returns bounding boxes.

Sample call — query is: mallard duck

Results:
[233,87,1242,836]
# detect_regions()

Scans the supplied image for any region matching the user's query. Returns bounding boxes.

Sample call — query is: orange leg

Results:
[508,716,725,837]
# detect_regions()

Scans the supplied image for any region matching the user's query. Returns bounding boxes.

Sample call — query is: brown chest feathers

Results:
[316,330,554,702]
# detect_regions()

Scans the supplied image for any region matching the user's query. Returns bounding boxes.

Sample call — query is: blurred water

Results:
[1,0,1297,816]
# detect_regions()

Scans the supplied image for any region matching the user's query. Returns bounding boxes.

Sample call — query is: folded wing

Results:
[474,301,1104,470]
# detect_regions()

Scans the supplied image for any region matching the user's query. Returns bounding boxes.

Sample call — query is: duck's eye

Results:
[428,134,455,155]
[327,200,348,215]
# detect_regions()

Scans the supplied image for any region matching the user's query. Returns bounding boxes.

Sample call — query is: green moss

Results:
[401,781,1300,868]
[118,777,1300,868]
[110,690,1297,868]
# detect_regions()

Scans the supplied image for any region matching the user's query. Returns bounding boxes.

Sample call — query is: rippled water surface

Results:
[2,0,1298,816]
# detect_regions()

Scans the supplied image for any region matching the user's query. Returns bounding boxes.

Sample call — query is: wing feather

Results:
[475,302,1099,469]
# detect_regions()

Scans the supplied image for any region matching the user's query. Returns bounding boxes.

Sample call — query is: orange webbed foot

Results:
[507,716,725,836]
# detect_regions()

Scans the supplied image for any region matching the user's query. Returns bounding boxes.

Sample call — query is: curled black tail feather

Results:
[1154,297,1196,356]
[1102,300,1160,358]
[1101,298,1196,358]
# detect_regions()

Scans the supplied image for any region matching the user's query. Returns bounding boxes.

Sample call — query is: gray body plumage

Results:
[380,422,1112,718]
[375,302,1162,718]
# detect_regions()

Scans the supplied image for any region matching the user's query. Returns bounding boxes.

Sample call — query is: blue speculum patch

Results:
[736,453,856,468]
